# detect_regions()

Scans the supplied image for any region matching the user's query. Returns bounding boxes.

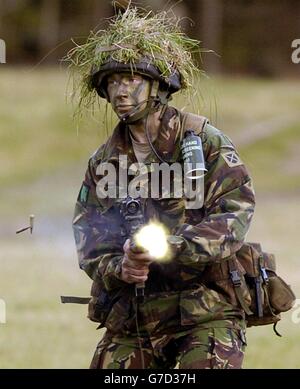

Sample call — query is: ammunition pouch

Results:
[235,243,295,329]
[88,280,134,334]
[88,280,113,325]
[202,254,252,315]
[202,242,296,334]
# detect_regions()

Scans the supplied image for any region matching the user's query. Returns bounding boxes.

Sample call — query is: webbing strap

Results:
[180,112,209,141]
[228,259,253,316]
[235,287,253,316]
[60,296,91,304]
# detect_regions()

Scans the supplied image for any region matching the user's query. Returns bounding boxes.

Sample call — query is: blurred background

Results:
[0,0,299,368]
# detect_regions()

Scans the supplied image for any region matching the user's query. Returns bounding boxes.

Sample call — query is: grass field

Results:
[0,68,299,368]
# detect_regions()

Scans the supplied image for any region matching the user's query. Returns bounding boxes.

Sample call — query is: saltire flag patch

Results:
[221,151,243,168]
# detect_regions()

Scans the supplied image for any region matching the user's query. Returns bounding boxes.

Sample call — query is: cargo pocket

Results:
[90,335,151,369]
[209,327,246,369]
[88,281,112,325]
[201,255,252,315]
[268,275,295,313]
[180,285,235,326]
[88,296,109,325]
[138,291,180,335]
[228,256,252,315]
[88,280,134,333]
[104,297,134,335]
[236,245,296,328]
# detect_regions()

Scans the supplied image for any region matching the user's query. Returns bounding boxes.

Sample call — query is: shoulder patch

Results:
[78,183,90,203]
[221,151,244,168]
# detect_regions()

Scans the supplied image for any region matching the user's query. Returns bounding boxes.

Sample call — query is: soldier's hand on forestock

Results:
[120,239,154,284]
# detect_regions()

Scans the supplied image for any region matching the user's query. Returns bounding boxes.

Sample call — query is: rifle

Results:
[120,196,146,302]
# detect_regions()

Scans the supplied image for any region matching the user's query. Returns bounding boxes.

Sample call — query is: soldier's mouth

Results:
[115,104,135,113]
[116,104,134,108]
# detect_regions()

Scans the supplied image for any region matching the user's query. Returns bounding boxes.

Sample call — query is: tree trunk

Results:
[92,0,113,29]
[38,0,60,61]
[200,0,223,74]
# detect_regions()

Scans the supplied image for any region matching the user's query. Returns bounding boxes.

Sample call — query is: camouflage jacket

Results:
[73,106,255,335]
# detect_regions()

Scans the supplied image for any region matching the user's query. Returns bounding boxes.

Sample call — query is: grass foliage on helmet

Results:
[64,5,205,119]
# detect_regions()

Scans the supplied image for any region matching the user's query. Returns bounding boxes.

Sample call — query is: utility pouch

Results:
[88,281,112,325]
[88,280,124,327]
[235,243,296,333]
[88,280,135,334]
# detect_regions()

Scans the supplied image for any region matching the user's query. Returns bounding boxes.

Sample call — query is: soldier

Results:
[69,7,255,369]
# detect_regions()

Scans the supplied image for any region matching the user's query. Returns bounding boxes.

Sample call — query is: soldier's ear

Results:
[96,85,110,102]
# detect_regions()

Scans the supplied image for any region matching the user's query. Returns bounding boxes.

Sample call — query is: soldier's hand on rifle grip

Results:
[120,239,154,284]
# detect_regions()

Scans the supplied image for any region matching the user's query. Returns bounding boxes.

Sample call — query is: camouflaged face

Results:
[106,73,151,119]
[72,105,255,331]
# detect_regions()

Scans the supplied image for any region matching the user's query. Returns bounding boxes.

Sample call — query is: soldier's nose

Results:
[116,82,130,98]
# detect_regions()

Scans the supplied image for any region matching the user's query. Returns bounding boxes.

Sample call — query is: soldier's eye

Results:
[129,77,141,84]
[107,79,118,85]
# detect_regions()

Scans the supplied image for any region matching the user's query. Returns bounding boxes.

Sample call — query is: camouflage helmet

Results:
[65,6,202,117]
[90,57,182,101]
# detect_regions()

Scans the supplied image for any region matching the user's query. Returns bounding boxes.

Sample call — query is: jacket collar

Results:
[98,106,183,166]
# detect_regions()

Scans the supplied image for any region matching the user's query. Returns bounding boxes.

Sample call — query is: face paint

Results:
[106,73,151,119]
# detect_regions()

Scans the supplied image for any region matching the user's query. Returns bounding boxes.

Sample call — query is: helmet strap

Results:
[119,79,169,163]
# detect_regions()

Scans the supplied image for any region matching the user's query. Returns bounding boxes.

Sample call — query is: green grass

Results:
[0,240,100,368]
[197,76,300,134]
[240,124,300,193]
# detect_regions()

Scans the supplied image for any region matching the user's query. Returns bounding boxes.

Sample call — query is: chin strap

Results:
[119,79,171,163]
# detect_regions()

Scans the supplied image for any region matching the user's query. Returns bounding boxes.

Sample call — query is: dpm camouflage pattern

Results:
[72,106,255,367]
[90,325,246,369]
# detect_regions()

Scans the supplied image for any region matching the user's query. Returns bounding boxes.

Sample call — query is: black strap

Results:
[254,277,264,317]
[60,296,91,304]
[228,258,253,316]
[273,322,282,337]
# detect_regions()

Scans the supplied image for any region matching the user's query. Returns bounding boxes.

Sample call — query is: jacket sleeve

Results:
[72,156,126,291]
[175,124,255,267]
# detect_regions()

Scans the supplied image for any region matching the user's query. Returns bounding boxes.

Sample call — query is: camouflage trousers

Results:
[90,325,247,369]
